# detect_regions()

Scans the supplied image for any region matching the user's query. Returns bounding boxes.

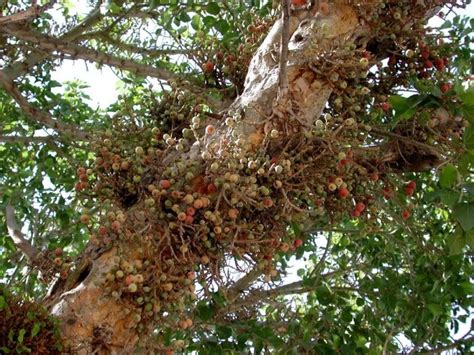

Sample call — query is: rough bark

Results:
[44,5,364,353]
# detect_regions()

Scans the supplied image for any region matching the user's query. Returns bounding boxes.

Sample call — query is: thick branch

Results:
[3,25,179,81]
[226,269,262,301]
[77,31,192,57]
[0,71,89,140]
[0,135,54,144]
[0,1,55,25]
[5,204,39,261]
[277,0,291,101]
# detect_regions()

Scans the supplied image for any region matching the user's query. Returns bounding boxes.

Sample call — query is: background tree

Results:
[0,0,473,353]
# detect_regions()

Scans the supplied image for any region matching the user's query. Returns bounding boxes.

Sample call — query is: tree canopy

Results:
[0,0,473,353]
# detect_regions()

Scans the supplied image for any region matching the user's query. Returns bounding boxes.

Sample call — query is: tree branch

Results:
[5,203,39,261]
[2,25,179,82]
[0,1,55,25]
[277,0,291,102]
[0,71,89,140]
[0,135,54,144]
[1,3,103,80]
[226,269,262,301]
[77,31,192,57]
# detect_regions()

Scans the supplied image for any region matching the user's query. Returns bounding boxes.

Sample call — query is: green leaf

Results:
[427,303,443,316]
[191,15,202,30]
[459,85,474,106]
[464,125,474,152]
[453,203,474,231]
[449,233,465,255]
[31,322,41,338]
[214,19,230,34]
[462,105,474,123]
[206,2,220,15]
[216,325,232,338]
[465,229,474,250]
[439,164,458,188]
[211,291,227,307]
[18,328,26,344]
[440,190,460,208]
[196,301,215,321]
[460,281,474,295]
[0,295,5,309]
[388,94,425,123]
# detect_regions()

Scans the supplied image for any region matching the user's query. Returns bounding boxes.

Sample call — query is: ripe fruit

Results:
[440,83,451,93]
[434,58,445,71]
[111,220,121,232]
[351,209,361,218]
[381,102,391,112]
[76,167,86,176]
[294,239,303,248]
[98,225,108,235]
[338,187,349,199]
[355,202,365,212]
[402,209,410,220]
[228,209,239,219]
[383,187,394,200]
[205,125,216,135]
[263,198,273,208]
[292,0,306,5]
[80,214,90,224]
[160,179,171,189]
[280,243,290,252]
[370,173,379,182]
[202,61,214,74]
[206,183,217,194]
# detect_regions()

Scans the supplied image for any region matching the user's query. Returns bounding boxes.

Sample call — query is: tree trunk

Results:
[42,2,443,353]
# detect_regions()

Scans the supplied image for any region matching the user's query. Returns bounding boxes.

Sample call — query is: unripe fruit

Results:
[128,283,138,293]
[280,243,290,252]
[80,214,90,224]
[135,146,144,156]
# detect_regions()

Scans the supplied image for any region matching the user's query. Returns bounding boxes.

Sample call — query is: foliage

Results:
[0,287,63,354]
[0,0,472,353]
